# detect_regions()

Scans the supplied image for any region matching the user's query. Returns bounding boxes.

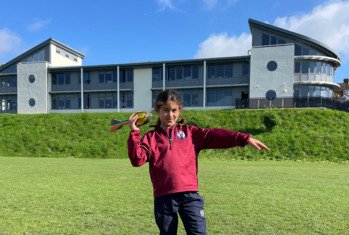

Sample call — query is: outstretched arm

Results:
[247,137,270,151]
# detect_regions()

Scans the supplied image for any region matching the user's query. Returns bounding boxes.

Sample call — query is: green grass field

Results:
[0,157,348,234]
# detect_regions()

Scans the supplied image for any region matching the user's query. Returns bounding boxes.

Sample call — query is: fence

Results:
[236,97,349,112]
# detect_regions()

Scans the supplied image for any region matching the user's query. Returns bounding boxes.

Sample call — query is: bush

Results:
[261,111,282,130]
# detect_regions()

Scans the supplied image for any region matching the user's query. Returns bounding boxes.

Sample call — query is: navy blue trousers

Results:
[154,192,207,235]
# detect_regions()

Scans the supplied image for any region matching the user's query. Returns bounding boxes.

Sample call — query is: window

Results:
[183,66,192,78]
[0,77,16,87]
[127,70,133,82]
[120,69,133,83]
[262,33,270,45]
[303,47,310,55]
[207,65,216,79]
[98,72,113,83]
[28,75,35,83]
[99,73,105,83]
[84,94,90,109]
[278,38,286,44]
[152,67,163,81]
[84,72,91,84]
[216,64,224,78]
[309,61,315,73]
[175,67,183,80]
[316,62,322,74]
[207,89,233,106]
[295,44,302,56]
[166,65,200,80]
[98,93,117,108]
[168,67,176,81]
[267,61,277,71]
[301,61,309,74]
[52,72,70,85]
[270,36,277,45]
[207,63,233,79]
[183,93,199,107]
[79,72,91,84]
[242,63,249,76]
[225,64,233,78]
[295,62,300,73]
[27,49,45,62]
[192,66,199,79]
[29,98,36,107]
[52,95,71,109]
[120,92,133,108]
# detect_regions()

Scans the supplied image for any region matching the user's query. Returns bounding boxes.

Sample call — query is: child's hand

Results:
[248,137,270,151]
[128,113,140,131]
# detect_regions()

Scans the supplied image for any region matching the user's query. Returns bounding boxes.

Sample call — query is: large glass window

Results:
[52,94,71,109]
[261,33,287,46]
[0,77,16,88]
[278,38,286,44]
[192,66,199,79]
[120,92,133,108]
[295,62,300,73]
[176,67,183,80]
[98,92,117,108]
[183,66,192,78]
[242,62,249,76]
[301,61,309,74]
[207,88,233,106]
[98,71,113,83]
[52,72,70,85]
[295,44,302,56]
[27,49,45,62]
[270,35,277,45]
[207,63,233,79]
[316,62,322,74]
[79,72,91,84]
[309,61,315,73]
[120,69,133,83]
[166,65,199,80]
[262,33,270,45]
[303,47,310,55]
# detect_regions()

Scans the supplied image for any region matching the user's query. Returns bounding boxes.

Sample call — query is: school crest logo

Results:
[176,130,186,140]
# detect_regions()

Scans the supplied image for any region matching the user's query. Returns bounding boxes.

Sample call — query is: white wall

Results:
[250,44,294,99]
[133,68,152,111]
[50,44,82,67]
[17,62,49,114]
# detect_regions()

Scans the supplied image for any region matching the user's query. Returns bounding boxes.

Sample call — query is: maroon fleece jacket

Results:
[128,123,251,197]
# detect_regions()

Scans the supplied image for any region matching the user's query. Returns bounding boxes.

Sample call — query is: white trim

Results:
[294,81,340,88]
[294,55,341,66]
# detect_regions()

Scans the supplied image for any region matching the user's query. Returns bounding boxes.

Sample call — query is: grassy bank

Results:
[0,108,348,161]
[0,157,347,234]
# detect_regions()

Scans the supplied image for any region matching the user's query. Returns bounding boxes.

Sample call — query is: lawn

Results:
[0,157,348,234]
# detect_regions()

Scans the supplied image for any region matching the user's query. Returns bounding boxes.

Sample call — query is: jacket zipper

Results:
[169,128,173,150]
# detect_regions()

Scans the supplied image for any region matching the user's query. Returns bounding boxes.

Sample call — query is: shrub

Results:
[261,111,282,130]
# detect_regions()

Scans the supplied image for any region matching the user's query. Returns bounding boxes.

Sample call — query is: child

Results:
[127,89,269,235]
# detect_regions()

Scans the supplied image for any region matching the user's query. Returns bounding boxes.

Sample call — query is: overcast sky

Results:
[1,0,348,82]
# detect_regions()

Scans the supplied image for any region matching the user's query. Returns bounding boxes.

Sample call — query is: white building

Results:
[0,19,341,114]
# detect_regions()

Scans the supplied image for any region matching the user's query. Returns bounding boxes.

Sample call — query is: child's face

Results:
[157,101,181,129]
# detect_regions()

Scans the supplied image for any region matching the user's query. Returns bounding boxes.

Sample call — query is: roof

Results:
[248,18,340,61]
[0,38,84,72]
